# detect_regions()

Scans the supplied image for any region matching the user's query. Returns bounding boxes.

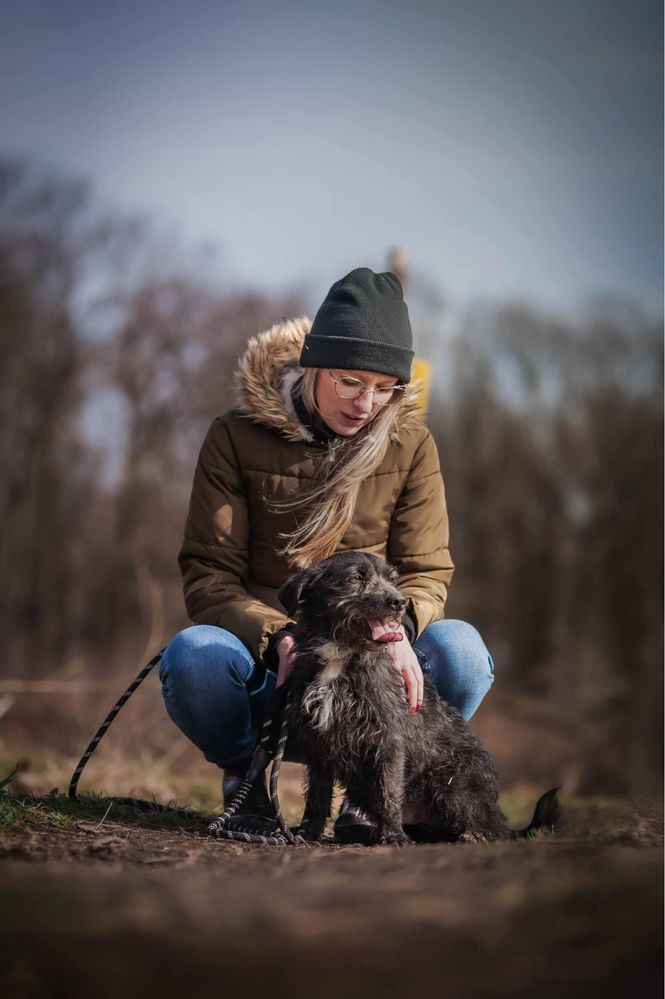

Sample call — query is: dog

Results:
[278,550,560,845]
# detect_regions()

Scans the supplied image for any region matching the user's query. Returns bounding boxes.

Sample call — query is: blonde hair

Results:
[276,368,406,568]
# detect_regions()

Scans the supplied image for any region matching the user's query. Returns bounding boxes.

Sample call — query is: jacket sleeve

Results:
[387,428,455,638]
[178,417,290,659]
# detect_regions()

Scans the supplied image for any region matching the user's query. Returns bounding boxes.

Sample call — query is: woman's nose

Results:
[353,390,375,414]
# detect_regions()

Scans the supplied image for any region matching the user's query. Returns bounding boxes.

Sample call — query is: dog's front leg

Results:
[348,751,411,846]
[298,763,334,841]
[375,751,411,845]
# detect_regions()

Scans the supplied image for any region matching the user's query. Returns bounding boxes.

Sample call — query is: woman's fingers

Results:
[388,640,423,713]
[276,634,297,687]
[276,657,291,687]
[402,656,423,712]
[401,664,416,711]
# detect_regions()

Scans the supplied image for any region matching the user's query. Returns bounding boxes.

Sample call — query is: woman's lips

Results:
[340,412,366,424]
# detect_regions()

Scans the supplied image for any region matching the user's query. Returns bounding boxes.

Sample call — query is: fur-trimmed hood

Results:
[234,316,314,443]
[233,316,419,442]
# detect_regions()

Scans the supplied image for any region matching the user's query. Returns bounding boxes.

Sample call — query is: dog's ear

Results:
[278,567,314,616]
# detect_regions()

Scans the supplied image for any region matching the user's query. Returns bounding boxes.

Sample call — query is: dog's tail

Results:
[513,786,561,838]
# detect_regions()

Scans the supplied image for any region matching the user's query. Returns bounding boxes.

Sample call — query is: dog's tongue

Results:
[369,620,403,643]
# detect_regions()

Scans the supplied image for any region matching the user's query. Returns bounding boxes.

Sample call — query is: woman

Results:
[159,267,494,840]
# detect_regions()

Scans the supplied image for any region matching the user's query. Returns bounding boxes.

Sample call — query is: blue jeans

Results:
[159,620,495,770]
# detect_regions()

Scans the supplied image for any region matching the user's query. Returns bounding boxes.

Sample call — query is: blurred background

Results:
[0,0,662,802]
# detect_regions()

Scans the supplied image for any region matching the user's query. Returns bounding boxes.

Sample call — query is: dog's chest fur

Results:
[300,641,351,733]
[289,640,408,765]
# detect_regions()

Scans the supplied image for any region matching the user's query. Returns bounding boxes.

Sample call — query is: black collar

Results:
[291,379,339,445]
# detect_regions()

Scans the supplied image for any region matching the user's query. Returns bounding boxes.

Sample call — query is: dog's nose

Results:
[390,595,406,612]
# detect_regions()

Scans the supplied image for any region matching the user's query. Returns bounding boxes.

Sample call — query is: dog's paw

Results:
[458,830,488,844]
[294,820,325,842]
[378,830,413,847]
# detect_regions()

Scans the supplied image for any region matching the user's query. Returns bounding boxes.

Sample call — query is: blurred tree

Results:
[431,300,663,792]
[0,160,99,675]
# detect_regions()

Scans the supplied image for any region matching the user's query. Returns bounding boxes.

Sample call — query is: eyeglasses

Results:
[328,370,406,405]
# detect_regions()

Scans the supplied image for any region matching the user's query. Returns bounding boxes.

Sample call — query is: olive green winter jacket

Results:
[178,317,454,659]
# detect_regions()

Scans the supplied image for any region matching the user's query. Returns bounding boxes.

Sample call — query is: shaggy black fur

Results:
[279,551,560,845]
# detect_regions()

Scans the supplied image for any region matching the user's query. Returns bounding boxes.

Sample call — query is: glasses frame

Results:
[327,369,406,406]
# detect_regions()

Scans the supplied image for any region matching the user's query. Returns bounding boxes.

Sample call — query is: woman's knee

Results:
[158,625,260,768]
[422,619,493,670]
[160,625,254,685]
[416,619,495,719]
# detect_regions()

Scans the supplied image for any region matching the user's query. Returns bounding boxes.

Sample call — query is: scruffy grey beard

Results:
[279,551,560,845]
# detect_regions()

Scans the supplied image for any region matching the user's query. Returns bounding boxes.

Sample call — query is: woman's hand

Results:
[369,621,423,713]
[276,633,297,687]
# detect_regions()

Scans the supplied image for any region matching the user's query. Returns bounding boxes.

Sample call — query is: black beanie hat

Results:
[300,267,413,383]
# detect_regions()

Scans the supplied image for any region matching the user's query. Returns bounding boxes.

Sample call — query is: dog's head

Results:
[278,551,406,645]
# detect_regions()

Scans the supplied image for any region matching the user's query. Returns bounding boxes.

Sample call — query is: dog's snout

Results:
[390,595,406,612]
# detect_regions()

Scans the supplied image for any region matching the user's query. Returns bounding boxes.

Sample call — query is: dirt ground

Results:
[1,677,662,998]
[1,782,662,999]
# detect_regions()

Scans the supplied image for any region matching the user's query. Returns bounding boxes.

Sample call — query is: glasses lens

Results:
[334,376,363,399]
[373,387,397,404]
[331,373,402,404]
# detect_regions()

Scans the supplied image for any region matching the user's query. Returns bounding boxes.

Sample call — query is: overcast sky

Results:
[1,0,662,315]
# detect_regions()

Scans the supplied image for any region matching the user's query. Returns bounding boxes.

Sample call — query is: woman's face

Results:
[314,368,400,436]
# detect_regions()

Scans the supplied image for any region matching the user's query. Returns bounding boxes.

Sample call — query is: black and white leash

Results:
[68,648,303,844]
[208,712,298,845]
[68,647,165,802]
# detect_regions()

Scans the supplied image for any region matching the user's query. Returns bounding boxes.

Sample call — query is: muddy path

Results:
[1,793,662,999]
